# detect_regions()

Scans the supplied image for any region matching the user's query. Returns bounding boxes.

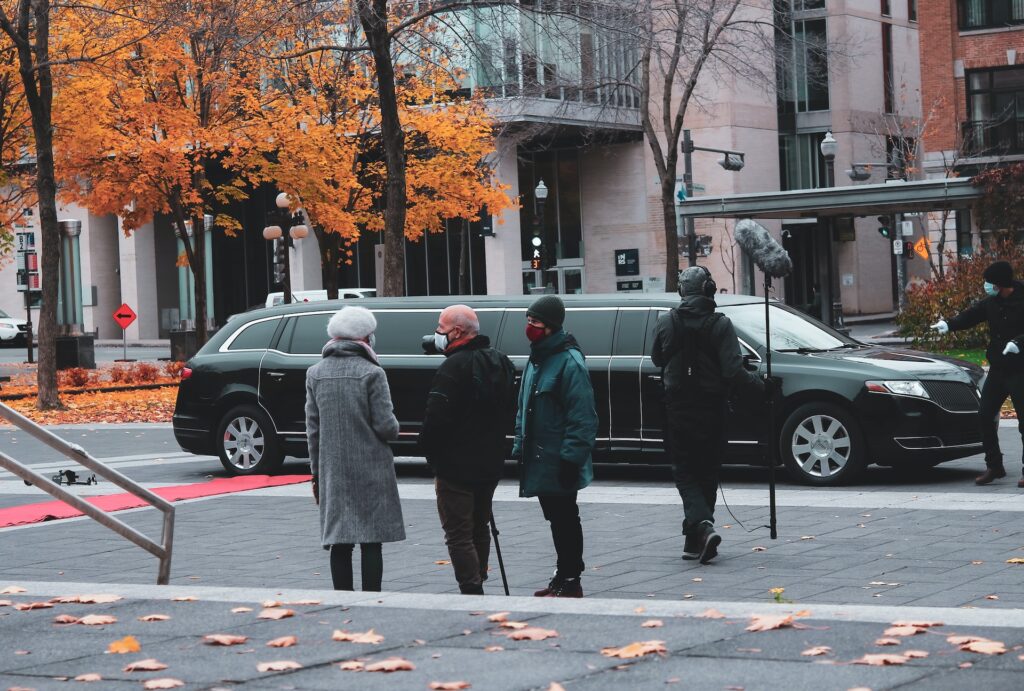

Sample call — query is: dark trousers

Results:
[538,493,584,580]
[979,368,1024,470]
[435,477,497,592]
[665,396,727,537]
[330,543,382,592]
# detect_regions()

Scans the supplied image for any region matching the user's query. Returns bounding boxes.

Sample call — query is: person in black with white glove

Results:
[931,261,1024,486]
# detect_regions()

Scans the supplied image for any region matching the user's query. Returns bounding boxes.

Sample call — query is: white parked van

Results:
[264,288,376,308]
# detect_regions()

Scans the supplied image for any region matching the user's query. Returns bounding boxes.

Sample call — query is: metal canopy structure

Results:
[676,177,981,220]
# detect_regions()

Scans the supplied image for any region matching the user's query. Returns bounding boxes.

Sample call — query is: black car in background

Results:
[172,294,985,486]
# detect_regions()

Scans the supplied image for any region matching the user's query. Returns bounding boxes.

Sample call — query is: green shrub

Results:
[898,239,1024,351]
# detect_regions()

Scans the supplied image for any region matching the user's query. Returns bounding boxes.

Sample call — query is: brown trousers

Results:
[435,477,498,592]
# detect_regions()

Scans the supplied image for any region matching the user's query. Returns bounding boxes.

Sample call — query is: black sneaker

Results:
[545,577,583,598]
[459,583,484,595]
[699,529,722,565]
[534,574,563,597]
[682,534,700,561]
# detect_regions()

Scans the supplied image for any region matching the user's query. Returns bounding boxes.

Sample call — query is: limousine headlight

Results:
[866,380,930,399]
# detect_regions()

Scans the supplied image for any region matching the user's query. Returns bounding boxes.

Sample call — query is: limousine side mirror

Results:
[421,335,440,355]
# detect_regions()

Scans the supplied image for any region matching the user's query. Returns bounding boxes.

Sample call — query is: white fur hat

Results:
[326,306,377,340]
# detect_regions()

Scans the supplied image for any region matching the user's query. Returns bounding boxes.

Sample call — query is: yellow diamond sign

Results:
[913,237,929,260]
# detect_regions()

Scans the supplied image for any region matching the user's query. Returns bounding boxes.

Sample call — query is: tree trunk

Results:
[191,214,208,345]
[315,226,340,299]
[661,176,679,293]
[13,0,60,409]
[359,0,406,297]
[459,220,469,295]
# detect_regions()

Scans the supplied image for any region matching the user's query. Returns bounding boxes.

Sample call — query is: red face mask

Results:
[526,323,547,343]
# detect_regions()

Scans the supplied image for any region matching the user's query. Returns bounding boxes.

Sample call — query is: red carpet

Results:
[0,474,312,528]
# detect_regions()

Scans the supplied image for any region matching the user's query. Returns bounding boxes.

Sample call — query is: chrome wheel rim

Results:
[222,416,265,470]
[790,414,851,479]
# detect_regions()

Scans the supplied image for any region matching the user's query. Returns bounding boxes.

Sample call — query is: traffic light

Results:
[877,215,891,239]
[530,233,543,270]
[904,241,914,256]
[272,238,287,284]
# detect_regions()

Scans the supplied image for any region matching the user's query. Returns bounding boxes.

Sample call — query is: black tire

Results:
[779,401,866,486]
[215,405,283,476]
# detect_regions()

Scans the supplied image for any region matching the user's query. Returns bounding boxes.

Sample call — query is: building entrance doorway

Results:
[522,265,585,294]
[781,223,828,324]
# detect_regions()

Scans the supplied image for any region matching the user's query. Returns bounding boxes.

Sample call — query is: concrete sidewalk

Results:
[2,582,1024,690]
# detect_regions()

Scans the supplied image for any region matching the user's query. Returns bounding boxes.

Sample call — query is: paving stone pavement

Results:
[2,583,1024,691]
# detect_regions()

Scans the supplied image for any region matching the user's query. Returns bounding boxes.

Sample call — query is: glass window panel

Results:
[371,310,442,355]
[557,153,582,260]
[613,309,648,356]
[228,318,280,351]
[285,314,330,355]
[426,228,450,296]
[562,308,615,356]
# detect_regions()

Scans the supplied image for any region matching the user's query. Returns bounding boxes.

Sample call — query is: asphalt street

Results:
[2,423,1024,689]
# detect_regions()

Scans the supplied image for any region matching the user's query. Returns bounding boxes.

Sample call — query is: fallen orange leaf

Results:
[54,614,80,625]
[852,653,908,666]
[267,636,298,648]
[170,596,198,602]
[123,659,169,672]
[204,634,249,646]
[257,660,303,672]
[333,629,384,644]
[884,625,926,637]
[231,607,253,614]
[947,635,987,645]
[745,615,794,632]
[800,646,831,656]
[1,586,27,594]
[600,641,667,659]
[487,612,510,622]
[548,685,566,691]
[507,627,559,641]
[14,601,53,610]
[429,682,471,690]
[435,560,452,565]
[365,657,415,672]
[1006,558,1024,564]
[73,673,102,682]
[484,645,504,652]
[258,608,295,620]
[143,680,184,690]
[108,635,141,654]
[641,620,664,628]
[285,599,321,605]
[78,614,117,626]
[499,621,528,630]
[875,638,901,646]
[0,599,11,607]
[960,639,1006,655]
[696,608,726,619]
[138,614,170,622]
[339,660,365,671]
[892,620,943,628]
[262,600,282,608]
[903,650,929,659]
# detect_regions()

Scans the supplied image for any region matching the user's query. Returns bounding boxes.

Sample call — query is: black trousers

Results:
[665,396,728,537]
[435,477,497,592]
[330,543,383,592]
[538,493,584,580]
[978,368,1024,470]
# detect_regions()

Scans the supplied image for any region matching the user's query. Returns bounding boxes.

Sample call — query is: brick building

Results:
[920,0,1024,255]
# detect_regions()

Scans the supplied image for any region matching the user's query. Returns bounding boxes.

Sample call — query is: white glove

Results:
[930,319,949,335]
[1003,341,1020,356]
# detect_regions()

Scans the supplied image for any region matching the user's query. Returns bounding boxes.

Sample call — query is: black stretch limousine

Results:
[172,294,985,486]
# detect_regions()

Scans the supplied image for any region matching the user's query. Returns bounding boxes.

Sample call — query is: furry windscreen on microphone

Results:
[734,219,793,278]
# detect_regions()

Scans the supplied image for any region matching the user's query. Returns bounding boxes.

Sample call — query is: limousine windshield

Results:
[725,303,856,352]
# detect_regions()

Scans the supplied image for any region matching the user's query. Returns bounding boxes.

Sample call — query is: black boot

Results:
[534,574,563,597]
[976,467,1006,485]
[545,577,583,598]
[699,524,722,565]
[682,534,700,561]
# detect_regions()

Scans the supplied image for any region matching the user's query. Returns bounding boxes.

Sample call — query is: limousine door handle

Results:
[646,374,662,382]
[265,371,286,378]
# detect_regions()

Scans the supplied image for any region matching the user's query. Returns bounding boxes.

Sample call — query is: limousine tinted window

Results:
[287,313,331,354]
[614,309,649,356]
[563,308,614,356]
[227,318,280,351]
[373,310,442,355]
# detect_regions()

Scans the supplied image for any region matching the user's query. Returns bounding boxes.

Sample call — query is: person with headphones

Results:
[651,266,769,564]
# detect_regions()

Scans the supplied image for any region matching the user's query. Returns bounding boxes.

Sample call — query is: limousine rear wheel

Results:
[216,405,283,476]
[780,402,866,486]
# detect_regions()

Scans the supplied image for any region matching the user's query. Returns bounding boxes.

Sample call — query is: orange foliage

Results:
[4,387,177,425]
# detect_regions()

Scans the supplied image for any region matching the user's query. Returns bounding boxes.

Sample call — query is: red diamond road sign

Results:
[113,303,137,330]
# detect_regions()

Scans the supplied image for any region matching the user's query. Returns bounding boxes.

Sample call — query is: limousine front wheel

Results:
[216,405,283,476]
[780,402,865,486]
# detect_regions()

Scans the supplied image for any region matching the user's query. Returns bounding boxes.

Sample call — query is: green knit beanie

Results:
[527,295,565,329]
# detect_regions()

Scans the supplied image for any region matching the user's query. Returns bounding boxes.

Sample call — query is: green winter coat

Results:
[511,329,598,497]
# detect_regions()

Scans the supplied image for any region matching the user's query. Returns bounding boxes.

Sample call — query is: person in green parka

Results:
[511,295,598,598]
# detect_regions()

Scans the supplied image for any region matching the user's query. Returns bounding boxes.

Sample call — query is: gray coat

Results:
[306,340,405,546]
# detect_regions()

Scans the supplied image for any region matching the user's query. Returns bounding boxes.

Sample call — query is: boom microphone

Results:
[734,219,793,279]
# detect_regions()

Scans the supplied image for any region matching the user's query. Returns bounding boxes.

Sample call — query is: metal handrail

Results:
[0,401,175,584]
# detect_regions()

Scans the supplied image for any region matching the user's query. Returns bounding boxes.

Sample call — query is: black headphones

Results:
[677,266,717,298]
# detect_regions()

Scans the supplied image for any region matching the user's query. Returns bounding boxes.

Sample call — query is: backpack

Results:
[663,310,723,389]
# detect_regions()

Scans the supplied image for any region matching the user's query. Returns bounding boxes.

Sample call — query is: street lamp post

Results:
[531,180,549,284]
[263,192,309,305]
[680,129,746,268]
[818,131,846,332]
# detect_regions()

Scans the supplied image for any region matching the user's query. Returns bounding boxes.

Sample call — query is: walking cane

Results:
[489,512,510,596]
[764,273,778,540]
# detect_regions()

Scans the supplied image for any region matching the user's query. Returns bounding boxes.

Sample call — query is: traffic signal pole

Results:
[895,213,907,312]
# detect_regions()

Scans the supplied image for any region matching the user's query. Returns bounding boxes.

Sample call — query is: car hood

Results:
[0,317,25,328]
[797,346,983,385]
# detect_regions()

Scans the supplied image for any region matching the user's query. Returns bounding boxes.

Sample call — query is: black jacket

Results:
[949,281,1024,371]
[650,295,763,399]
[419,335,517,485]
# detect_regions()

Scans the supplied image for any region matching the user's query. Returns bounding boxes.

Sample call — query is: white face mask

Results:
[433,331,450,353]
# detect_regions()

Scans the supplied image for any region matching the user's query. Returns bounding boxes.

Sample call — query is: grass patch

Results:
[936,348,987,367]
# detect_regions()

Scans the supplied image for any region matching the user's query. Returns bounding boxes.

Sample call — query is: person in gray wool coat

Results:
[305,306,405,591]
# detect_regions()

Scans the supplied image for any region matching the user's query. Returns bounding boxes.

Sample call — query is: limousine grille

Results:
[922,381,980,413]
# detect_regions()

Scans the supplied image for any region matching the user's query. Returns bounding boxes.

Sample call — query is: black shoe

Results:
[699,530,722,565]
[545,577,583,598]
[459,583,484,595]
[682,535,700,561]
[534,574,563,597]
[976,467,1007,485]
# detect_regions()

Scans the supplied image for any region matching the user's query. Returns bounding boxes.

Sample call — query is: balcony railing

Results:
[961,118,1024,156]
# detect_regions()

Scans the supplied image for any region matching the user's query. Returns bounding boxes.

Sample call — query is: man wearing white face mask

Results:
[420,305,516,593]
[931,261,1024,486]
